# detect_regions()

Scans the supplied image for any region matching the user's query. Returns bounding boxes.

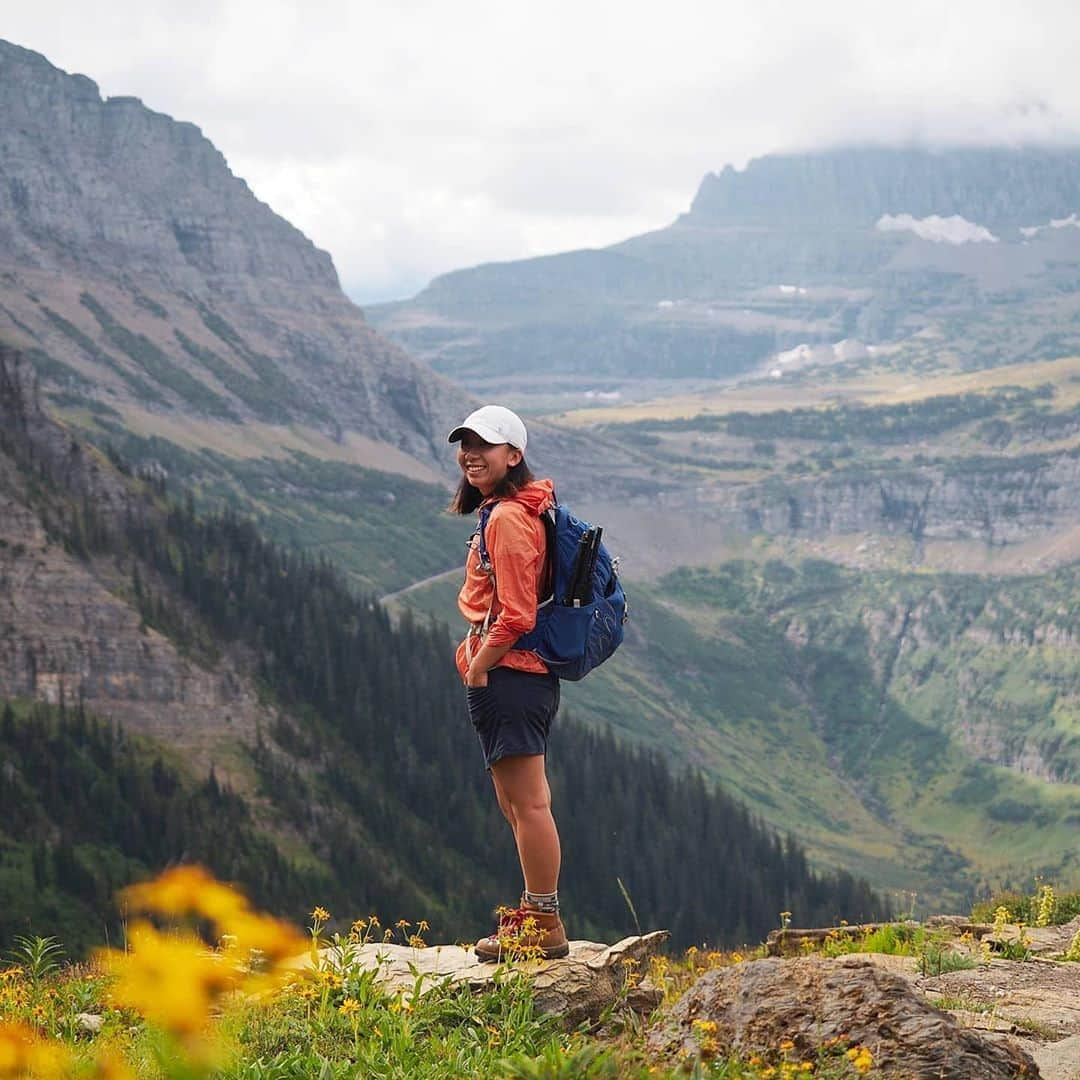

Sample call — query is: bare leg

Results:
[490,770,518,841]
[489,754,561,895]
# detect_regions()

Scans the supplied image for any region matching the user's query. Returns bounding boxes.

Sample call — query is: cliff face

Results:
[0,43,336,298]
[0,40,470,473]
[725,452,1080,547]
[0,349,270,778]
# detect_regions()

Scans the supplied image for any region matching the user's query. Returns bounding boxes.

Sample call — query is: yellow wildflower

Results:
[228,910,306,963]
[122,865,246,927]
[800,1063,814,1073]
[338,997,360,1017]
[692,1019,719,1034]
[846,1046,873,1074]
[310,907,331,923]
[417,920,430,934]
[97,922,236,1037]
[1035,884,1056,928]
[0,1021,72,1077]
[780,1039,795,1051]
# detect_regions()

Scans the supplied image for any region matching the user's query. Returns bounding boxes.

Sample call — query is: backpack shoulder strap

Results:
[475,502,497,575]
[477,497,558,598]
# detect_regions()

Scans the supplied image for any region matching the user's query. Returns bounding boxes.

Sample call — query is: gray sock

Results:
[524,889,559,913]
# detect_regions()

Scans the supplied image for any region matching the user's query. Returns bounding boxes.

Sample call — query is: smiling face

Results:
[457,430,522,496]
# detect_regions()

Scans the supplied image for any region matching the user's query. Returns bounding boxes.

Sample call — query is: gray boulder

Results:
[647,954,1039,1078]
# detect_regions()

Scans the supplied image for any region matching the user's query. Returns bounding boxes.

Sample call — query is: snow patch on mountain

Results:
[875,214,998,245]
[1019,213,1080,238]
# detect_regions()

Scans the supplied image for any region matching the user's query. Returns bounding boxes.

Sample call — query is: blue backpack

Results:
[476,498,628,681]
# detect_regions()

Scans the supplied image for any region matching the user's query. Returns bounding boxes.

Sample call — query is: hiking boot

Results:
[474,899,569,962]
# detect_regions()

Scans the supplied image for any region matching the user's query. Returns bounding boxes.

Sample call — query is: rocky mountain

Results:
[369,146,1080,394]
[0,39,645,593]
[0,39,471,474]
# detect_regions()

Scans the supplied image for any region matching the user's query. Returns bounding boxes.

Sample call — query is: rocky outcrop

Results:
[297,932,670,1029]
[647,954,1040,1078]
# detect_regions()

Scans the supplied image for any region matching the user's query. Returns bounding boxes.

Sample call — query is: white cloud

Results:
[875,214,999,245]
[5,0,1080,300]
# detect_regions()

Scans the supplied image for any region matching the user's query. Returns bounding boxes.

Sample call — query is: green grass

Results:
[0,928,887,1080]
[79,293,235,418]
[79,431,470,594]
[971,886,1080,926]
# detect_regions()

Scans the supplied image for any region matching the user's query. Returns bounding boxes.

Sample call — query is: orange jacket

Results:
[456,478,556,680]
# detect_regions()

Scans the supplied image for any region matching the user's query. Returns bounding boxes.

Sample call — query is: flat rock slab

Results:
[1032,1034,1080,1080]
[290,931,669,1028]
[647,954,1038,1079]
[1008,918,1080,959]
[918,958,1080,1042]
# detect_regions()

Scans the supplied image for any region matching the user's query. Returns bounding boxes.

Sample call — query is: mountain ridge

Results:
[0,36,473,477]
[370,144,1080,391]
[688,146,1080,227]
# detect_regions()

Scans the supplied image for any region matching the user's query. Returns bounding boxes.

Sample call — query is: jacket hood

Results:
[487,478,555,515]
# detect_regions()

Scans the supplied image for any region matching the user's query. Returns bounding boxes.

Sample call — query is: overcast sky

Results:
[6,1,1080,303]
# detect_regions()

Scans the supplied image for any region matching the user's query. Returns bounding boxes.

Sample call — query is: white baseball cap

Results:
[447,405,528,452]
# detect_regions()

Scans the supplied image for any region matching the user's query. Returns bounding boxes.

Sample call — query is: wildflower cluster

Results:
[988,905,1032,962]
[490,906,547,963]
[1063,929,1080,963]
[971,880,1080,927]
[1034,884,1057,928]
[845,1045,874,1074]
[99,865,306,1050]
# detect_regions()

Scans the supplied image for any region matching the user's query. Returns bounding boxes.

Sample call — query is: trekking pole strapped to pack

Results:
[476,499,627,680]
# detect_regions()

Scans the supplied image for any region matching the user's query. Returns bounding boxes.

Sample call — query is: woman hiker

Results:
[447,404,569,961]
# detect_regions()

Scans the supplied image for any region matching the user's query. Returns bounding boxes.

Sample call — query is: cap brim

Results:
[447,422,507,445]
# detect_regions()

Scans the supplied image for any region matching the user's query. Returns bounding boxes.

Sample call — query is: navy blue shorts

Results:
[466,666,560,770]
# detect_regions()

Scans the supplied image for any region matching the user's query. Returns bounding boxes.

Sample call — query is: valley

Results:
[0,37,1076,949]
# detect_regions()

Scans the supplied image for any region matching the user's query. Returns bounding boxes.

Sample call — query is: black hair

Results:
[448,457,535,515]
